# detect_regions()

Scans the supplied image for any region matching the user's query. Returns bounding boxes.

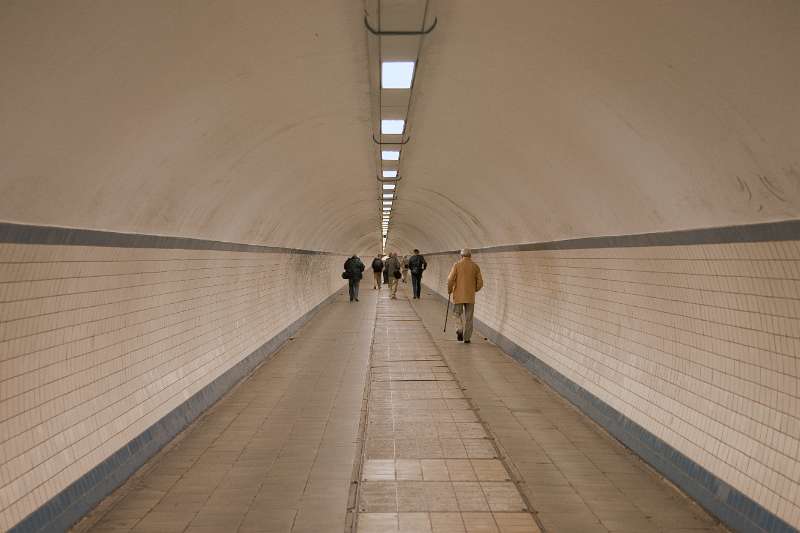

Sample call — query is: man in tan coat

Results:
[384,252,402,300]
[447,248,483,343]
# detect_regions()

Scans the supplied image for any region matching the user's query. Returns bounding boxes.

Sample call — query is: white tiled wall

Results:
[424,241,800,528]
[0,243,344,530]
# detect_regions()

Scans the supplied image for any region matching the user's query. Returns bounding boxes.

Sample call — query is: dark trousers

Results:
[348,279,360,301]
[411,272,422,298]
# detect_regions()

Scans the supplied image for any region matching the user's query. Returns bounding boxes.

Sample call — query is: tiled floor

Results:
[74,283,728,533]
[74,289,376,533]
[354,291,541,532]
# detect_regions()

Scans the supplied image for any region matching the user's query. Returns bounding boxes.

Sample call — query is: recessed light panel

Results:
[383,194,393,199]
[381,119,405,135]
[383,170,398,178]
[382,61,415,89]
[382,151,400,161]
[383,184,396,190]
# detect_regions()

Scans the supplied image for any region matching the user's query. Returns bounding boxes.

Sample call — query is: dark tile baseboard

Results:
[0,221,335,255]
[427,219,800,256]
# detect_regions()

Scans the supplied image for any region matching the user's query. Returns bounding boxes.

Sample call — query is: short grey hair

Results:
[460,248,472,257]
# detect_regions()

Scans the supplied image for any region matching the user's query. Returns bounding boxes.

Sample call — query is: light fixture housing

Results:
[381,119,405,135]
[381,150,400,161]
[382,61,415,89]
[382,170,398,178]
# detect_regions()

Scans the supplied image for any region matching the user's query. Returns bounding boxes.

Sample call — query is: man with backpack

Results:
[408,249,428,299]
[343,255,365,302]
[371,254,384,290]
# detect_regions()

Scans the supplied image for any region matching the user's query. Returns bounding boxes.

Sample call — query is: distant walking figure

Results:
[344,255,365,302]
[408,249,427,299]
[371,254,384,290]
[401,254,410,283]
[384,252,402,300]
[447,249,483,343]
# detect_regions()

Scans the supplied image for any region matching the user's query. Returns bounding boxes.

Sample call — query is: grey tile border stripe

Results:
[426,219,800,256]
[423,288,797,533]
[8,289,343,533]
[0,221,337,255]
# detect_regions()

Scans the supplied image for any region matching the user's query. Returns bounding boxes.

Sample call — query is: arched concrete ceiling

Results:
[1,2,798,256]
[388,0,800,253]
[0,1,378,253]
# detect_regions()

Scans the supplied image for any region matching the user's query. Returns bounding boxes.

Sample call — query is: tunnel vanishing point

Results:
[1,2,799,533]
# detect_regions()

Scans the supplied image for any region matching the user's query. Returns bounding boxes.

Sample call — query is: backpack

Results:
[371,258,383,271]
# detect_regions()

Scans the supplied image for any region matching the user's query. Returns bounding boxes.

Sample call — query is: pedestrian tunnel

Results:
[0,1,799,532]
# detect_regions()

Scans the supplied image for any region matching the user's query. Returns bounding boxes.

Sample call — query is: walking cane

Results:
[443,292,451,332]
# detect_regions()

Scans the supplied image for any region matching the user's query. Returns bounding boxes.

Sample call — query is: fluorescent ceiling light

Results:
[382,61,415,89]
[383,194,393,199]
[383,202,393,206]
[381,119,405,135]
[383,170,398,178]
[383,207,391,211]
[382,150,400,161]
[383,184,396,190]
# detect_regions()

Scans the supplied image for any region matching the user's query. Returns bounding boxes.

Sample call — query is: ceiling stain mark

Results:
[758,175,787,202]
[736,176,753,202]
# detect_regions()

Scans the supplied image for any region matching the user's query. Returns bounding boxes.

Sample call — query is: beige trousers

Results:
[453,303,475,341]
[373,271,382,289]
[389,277,399,298]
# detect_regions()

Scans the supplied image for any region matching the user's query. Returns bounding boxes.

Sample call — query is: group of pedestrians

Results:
[342,247,483,344]
[368,250,427,299]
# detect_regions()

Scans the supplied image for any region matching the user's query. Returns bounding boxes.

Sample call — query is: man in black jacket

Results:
[408,249,427,299]
[371,254,384,290]
[344,255,365,302]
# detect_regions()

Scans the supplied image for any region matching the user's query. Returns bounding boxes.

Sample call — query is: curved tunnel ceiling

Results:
[0,1,378,253]
[388,0,800,253]
[1,1,798,256]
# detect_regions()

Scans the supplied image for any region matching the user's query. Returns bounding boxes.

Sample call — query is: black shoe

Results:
[457,330,463,341]
[464,340,471,344]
